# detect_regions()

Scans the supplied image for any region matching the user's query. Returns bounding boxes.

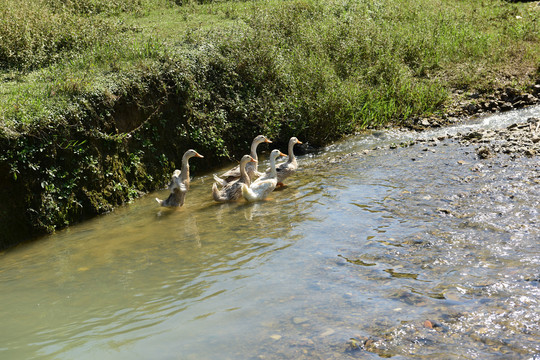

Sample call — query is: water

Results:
[1,108,539,359]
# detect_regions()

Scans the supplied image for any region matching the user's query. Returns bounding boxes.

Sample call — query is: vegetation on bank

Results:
[1,0,539,248]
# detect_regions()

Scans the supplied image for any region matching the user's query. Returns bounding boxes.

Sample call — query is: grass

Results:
[2,0,539,140]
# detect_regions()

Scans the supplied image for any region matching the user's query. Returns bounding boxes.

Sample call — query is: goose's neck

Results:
[240,160,251,185]
[250,141,261,161]
[268,156,278,178]
[287,141,297,163]
[181,155,191,182]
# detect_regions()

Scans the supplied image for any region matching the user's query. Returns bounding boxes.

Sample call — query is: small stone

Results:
[465,103,478,114]
[501,102,513,111]
[513,100,526,109]
[348,338,361,350]
[293,317,309,325]
[270,334,282,340]
[524,149,536,157]
[424,320,434,329]
[320,329,335,337]
[437,208,452,215]
[364,339,375,349]
[477,146,491,159]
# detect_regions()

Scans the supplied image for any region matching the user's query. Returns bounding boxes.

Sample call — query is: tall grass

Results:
[1,0,539,144]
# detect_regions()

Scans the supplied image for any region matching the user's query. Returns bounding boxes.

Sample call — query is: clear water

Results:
[1,107,539,359]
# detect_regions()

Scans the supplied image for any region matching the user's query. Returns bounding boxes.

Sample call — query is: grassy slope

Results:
[0,0,539,248]
[2,0,539,133]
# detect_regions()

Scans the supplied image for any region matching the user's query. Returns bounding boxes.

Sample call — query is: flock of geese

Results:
[155,135,302,207]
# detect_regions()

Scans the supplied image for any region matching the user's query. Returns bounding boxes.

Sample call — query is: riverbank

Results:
[2,106,538,359]
[1,0,540,249]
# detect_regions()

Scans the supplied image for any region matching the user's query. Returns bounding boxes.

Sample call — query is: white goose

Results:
[241,149,286,202]
[271,137,302,187]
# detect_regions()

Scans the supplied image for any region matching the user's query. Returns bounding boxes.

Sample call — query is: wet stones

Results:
[405,83,540,131]
[455,117,540,159]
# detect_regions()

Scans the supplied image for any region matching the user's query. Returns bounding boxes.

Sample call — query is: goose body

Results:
[242,149,286,202]
[156,149,204,207]
[212,155,255,202]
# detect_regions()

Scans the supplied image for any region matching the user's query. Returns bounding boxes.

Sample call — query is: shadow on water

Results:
[0,106,539,359]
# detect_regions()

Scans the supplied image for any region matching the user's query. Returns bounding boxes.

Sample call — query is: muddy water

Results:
[1,108,539,359]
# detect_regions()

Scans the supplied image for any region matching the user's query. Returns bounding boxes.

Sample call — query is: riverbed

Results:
[1,107,539,359]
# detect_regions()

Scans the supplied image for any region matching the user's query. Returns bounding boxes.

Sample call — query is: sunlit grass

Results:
[1,0,539,141]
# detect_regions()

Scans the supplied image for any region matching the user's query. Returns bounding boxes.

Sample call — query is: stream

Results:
[1,107,539,359]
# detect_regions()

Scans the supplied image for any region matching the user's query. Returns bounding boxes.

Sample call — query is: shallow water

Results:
[1,108,539,359]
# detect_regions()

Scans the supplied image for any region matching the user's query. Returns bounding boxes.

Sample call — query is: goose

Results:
[212,155,255,202]
[156,149,203,207]
[241,149,286,202]
[268,137,302,187]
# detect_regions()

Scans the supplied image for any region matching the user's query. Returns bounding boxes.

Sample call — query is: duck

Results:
[212,155,255,202]
[270,137,302,187]
[241,149,286,202]
[156,149,204,207]
[216,135,272,184]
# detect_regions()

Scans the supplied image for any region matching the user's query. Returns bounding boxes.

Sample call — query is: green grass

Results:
[1,0,540,142]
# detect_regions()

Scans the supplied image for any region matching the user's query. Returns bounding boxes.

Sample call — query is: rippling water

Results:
[1,108,539,359]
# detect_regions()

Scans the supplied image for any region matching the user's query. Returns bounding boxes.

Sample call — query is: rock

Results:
[293,317,309,325]
[513,100,527,109]
[522,93,537,104]
[462,131,483,141]
[477,146,491,159]
[348,338,361,350]
[320,329,335,337]
[505,87,520,101]
[437,208,452,215]
[464,103,478,114]
[485,100,499,111]
[364,338,375,349]
[270,334,282,340]
[423,320,434,329]
[500,102,513,111]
